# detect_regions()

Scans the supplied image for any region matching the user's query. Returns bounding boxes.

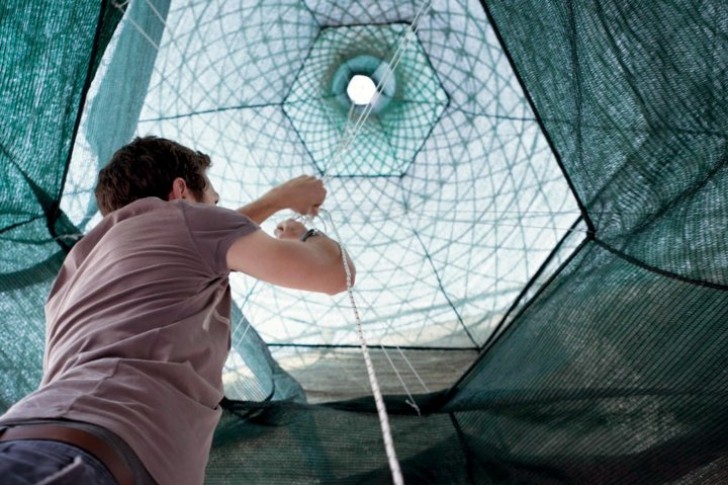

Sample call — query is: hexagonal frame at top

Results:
[283,23,449,178]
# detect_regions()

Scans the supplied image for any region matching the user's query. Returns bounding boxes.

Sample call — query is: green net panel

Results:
[0,0,122,409]
[2,0,728,483]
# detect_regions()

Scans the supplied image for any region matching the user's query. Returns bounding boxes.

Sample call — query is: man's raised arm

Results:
[226,219,355,295]
[237,175,326,224]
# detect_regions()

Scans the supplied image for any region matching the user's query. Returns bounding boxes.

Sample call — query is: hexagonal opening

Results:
[283,24,449,177]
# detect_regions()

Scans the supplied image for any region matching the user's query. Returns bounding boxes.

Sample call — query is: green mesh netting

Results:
[0,0,122,409]
[2,0,728,483]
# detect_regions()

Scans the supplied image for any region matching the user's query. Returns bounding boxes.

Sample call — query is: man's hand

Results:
[269,175,326,217]
[274,219,306,240]
[237,175,326,224]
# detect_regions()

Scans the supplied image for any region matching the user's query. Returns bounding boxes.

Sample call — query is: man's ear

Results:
[168,177,189,201]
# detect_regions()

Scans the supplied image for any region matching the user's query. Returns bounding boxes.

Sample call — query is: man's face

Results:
[198,172,220,206]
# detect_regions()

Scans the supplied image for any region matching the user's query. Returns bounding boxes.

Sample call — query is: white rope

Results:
[320,209,404,485]
[396,344,431,393]
[381,345,421,416]
[310,5,436,482]
[340,0,433,149]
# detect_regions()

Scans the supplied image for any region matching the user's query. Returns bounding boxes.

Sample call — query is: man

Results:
[0,136,355,484]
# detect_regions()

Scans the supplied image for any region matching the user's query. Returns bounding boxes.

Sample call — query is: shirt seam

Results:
[178,202,218,277]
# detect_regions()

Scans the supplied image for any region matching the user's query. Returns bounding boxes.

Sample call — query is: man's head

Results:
[95,136,218,215]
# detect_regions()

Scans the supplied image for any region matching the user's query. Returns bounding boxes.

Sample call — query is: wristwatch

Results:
[300,228,321,242]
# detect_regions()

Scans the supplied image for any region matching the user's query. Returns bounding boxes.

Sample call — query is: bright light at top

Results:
[347,75,378,105]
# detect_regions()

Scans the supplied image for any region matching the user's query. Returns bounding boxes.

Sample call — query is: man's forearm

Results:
[237,175,326,224]
[237,190,282,224]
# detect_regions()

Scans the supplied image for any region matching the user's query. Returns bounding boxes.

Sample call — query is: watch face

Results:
[301,229,319,241]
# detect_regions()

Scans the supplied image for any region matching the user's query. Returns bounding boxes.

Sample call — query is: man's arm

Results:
[237,175,326,224]
[226,219,355,295]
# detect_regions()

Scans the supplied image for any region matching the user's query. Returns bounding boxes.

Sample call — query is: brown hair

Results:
[95,136,211,215]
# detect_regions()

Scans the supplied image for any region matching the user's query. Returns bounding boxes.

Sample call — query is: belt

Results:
[0,423,135,485]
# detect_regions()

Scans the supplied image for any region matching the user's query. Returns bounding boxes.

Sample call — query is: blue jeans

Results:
[0,439,117,484]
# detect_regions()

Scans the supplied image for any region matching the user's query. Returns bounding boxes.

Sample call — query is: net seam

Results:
[593,238,728,291]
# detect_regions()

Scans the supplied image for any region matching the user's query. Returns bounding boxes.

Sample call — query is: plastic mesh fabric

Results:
[446,241,728,483]
[486,1,728,284]
[0,0,122,405]
[210,398,467,484]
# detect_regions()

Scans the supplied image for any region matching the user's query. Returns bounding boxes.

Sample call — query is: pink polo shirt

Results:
[0,197,258,484]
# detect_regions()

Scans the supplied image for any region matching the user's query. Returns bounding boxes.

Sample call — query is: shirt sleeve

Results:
[180,201,259,275]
